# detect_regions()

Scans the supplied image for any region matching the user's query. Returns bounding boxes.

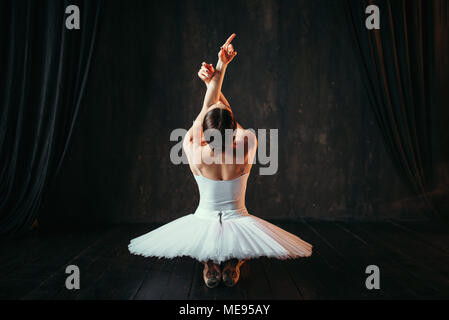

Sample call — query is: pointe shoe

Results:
[222,259,246,287]
[202,261,221,288]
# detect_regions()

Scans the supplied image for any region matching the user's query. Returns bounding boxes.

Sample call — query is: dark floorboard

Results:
[347,221,449,298]
[333,221,418,299]
[1,220,449,300]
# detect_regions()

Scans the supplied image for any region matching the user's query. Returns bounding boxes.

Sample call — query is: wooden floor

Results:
[1,219,449,300]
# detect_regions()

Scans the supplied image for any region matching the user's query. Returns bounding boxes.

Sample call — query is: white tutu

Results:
[128,207,312,264]
[129,170,312,264]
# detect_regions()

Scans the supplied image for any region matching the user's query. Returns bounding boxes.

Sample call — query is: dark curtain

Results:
[346,0,436,211]
[0,0,103,235]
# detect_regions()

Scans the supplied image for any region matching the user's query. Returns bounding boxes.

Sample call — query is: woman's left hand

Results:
[218,33,237,65]
[198,62,215,85]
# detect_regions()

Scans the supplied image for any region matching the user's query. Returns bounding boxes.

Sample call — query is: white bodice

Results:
[194,173,249,211]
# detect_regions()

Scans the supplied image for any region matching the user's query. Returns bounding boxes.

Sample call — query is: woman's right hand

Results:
[218,33,237,65]
[198,62,215,85]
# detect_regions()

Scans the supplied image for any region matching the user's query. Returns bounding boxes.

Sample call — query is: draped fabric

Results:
[346,0,436,211]
[0,0,103,235]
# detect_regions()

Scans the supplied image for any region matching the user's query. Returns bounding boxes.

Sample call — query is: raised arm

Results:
[186,34,238,152]
[200,34,237,116]
[219,92,231,108]
[198,63,231,107]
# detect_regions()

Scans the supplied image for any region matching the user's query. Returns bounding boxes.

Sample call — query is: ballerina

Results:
[128,34,312,288]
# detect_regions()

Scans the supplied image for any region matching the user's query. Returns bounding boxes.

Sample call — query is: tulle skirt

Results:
[128,207,312,264]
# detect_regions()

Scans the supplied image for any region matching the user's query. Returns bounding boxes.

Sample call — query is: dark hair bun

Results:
[202,108,237,150]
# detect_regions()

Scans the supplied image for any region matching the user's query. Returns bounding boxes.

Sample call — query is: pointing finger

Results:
[223,33,236,46]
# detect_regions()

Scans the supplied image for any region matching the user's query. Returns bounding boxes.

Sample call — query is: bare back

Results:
[183,126,257,181]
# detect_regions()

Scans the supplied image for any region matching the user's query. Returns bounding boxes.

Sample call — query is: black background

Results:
[40,0,449,225]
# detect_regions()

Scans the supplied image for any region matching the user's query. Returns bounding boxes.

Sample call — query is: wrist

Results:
[216,60,227,72]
